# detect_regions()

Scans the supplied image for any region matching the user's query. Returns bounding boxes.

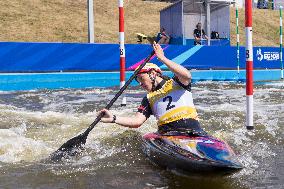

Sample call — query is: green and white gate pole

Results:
[236,7,240,74]
[280,6,283,79]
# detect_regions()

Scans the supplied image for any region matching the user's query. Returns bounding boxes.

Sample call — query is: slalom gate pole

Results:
[119,0,126,106]
[280,6,283,79]
[88,0,94,43]
[236,7,240,74]
[245,0,254,130]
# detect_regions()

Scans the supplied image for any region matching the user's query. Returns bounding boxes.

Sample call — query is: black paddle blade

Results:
[49,133,87,162]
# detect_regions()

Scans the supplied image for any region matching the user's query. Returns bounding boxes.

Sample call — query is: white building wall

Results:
[233,0,266,8]
[160,2,183,38]
[211,6,230,38]
[274,0,284,10]
[184,14,206,39]
[160,0,232,42]
[234,0,244,8]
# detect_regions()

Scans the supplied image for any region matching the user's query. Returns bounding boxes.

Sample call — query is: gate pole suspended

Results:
[88,0,94,43]
[245,0,254,130]
[280,6,283,79]
[236,7,240,74]
[119,0,126,106]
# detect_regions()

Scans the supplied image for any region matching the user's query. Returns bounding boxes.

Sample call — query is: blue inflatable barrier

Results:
[0,70,282,91]
[0,42,283,91]
[0,42,283,72]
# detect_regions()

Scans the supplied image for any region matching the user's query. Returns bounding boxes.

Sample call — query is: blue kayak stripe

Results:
[160,45,203,69]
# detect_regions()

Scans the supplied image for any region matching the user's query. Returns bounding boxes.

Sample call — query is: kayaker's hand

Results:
[153,41,166,61]
[99,109,113,123]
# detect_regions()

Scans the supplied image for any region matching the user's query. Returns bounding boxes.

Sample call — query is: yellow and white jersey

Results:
[147,79,198,126]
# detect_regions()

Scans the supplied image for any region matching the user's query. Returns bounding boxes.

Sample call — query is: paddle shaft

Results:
[83,50,155,137]
[50,49,156,160]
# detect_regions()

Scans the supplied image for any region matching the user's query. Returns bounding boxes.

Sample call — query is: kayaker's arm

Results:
[153,42,191,86]
[99,109,147,128]
[114,112,147,128]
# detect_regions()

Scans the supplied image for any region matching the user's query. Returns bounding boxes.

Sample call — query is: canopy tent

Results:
[160,0,235,46]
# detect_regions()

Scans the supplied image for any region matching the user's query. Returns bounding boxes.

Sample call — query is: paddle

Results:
[49,50,155,161]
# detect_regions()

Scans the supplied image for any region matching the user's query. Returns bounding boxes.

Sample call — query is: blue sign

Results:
[0,42,282,72]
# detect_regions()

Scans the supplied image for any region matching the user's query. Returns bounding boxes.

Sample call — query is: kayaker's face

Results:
[136,72,153,92]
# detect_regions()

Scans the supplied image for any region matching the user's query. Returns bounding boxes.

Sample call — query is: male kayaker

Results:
[99,42,206,135]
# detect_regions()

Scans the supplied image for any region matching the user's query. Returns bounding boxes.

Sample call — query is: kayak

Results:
[141,132,243,173]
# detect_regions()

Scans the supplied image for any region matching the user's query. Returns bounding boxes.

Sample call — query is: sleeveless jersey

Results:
[147,79,198,126]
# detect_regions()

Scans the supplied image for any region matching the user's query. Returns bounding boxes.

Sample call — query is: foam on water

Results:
[194,82,283,188]
[262,81,284,87]
[0,90,152,165]
[0,123,52,163]
[0,82,283,188]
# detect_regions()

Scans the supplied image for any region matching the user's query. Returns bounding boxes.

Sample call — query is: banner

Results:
[0,42,282,72]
